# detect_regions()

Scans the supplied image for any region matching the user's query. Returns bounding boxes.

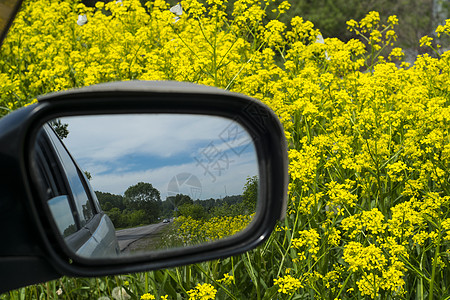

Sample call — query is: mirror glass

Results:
[33,114,259,259]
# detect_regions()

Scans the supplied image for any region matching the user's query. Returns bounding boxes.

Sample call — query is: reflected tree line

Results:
[96,176,258,229]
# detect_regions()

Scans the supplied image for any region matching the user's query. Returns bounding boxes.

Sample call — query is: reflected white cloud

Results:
[59,114,258,199]
[62,114,233,161]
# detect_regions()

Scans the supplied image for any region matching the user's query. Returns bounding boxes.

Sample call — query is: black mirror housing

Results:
[0,81,288,292]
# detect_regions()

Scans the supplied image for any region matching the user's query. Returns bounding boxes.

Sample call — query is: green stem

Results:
[195,264,238,300]
[418,252,424,300]
[429,229,442,300]
[245,252,261,300]
[276,190,303,277]
[145,272,149,293]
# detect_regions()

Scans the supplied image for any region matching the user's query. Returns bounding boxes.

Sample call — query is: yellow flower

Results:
[387,15,399,25]
[291,229,320,260]
[264,20,286,47]
[343,242,386,272]
[346,19,357,30]
[217,273,234,285]
[370,30,382,43]
[435,19,450,37]
[385,29,397,41]
[325,181,357,208]
[273,275,303,294]
[187,283,217,300]
[278,1,290,14]
[140,294,156,300]
[360,11,380,30]
[95,1,104,9]
[419,35,433,47]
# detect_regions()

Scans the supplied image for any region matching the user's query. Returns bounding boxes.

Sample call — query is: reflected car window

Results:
[44,126,95,226]
[47,195,77,238]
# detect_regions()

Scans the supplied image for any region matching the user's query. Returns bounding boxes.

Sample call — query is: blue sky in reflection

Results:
[59,114,258,200]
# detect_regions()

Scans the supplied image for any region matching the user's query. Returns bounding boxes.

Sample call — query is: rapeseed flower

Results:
[217,273,234,285]
[140,294,156,300]
[420,35,433,47]
[187,283,217,300]
[273,275,303,294]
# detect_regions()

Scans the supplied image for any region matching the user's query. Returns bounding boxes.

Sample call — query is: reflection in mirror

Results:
[33,114,259,259]
[47,195,76,238]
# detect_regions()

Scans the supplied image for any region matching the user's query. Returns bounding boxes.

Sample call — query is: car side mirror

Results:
[0,81,288,292]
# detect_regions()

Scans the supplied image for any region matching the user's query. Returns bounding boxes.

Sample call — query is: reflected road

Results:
[115,222,167,252]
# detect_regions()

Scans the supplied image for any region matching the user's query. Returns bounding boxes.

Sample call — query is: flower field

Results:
[2,0,450,298]
[174,214,254,245]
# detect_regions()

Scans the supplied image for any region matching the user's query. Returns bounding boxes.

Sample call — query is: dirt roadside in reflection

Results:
[117,222,173,254]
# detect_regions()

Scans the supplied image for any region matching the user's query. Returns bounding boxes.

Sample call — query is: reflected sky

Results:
[59,114,258,200]
[47,195,75,235]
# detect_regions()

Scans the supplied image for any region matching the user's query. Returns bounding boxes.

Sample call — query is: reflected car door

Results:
[34,124,119,258]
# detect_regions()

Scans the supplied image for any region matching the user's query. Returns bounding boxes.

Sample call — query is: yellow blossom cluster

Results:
[140,293,155,300]
[341,208,387,239]
[273,275,303,295]
[216,273,234,285]
[186,283,217,300]
[291,229,320,261]
[436,19,450,37]
[140,293,168,300]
